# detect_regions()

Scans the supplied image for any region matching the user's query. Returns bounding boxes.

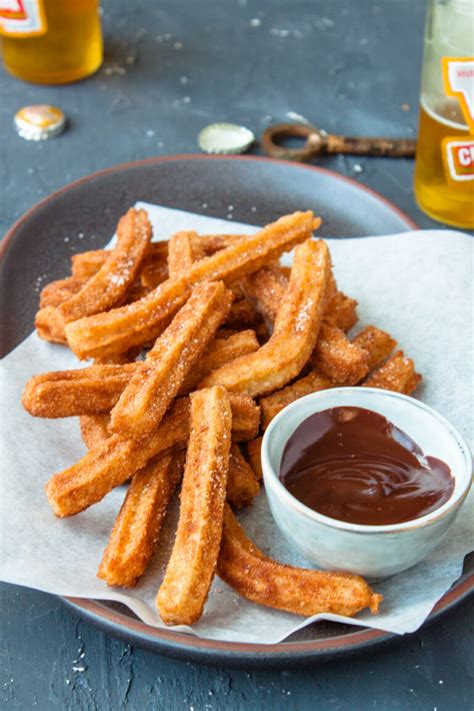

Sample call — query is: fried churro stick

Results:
[139,260,169,289]
[45,393,259,518]
[260,371,334,429]
[65,212,318,360]
[242,265,290,326]
[167,231,205,278]
[311,324,370,385]
[225,298,262,329]
[260,325,397,428]
[178,330,259,395]
[22,331,257,418]
[325,291,358,332]
[246,437,263,480]
[36,209,152,342]
[227,444,260,509]
[22,364,138,418]
[40,277,86,308]
[363,350,421,394]
[217,505,382,617]
[199,238,331,396]
[109,282,233,439]
[80,413,111,449]
[157,387,232,625]
[98,451,186,587]
[352,326,397,371]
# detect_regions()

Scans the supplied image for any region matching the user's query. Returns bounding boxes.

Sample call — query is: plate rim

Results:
[63,572,473,664]
[5,152,470,665]
[0,153,417,260]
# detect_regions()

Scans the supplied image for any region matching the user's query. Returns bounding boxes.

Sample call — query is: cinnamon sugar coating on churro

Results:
[40,277,86,308]
[22,364,138,419]
[311,324,370,385]
[157,387,232,625]
[199,239,331,396]
[363,350,421,394]
[167,231,205,278]
[227,444,260,509]
[80,413,111,449]
[109,281,233,439]
[246,437,263,481]
[217,505,383,617]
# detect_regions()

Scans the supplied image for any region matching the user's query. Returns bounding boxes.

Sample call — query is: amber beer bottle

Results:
[0,0,102,84]
[414,0,474,228]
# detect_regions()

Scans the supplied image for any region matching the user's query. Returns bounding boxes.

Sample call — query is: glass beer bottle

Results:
[414,0,474,228]
[0,0,102,84]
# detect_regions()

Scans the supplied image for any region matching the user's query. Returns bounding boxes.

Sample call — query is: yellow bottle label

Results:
[0,0,46,37]
[442,137,474,183]
[442,57,474,131]
[440,58,474,185]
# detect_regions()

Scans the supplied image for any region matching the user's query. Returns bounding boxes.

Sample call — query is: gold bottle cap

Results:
[14,105,66,141]
[198,123,255,154]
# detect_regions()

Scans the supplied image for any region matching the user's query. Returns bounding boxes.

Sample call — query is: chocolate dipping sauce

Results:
[279,407,454,526]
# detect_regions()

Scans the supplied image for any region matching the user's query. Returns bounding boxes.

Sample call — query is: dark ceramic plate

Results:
[1,155,472,668]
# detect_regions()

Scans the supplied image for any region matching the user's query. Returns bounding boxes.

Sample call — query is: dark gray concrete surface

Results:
[1,1,472,709]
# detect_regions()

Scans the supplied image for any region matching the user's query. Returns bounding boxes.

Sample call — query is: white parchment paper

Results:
[1,203,472,644]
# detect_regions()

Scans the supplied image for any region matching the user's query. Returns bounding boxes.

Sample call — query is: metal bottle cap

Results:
[198,123,255,154]
[14,105,66,141]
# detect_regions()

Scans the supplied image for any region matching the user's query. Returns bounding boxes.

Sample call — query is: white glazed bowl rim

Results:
[262,387,473,535]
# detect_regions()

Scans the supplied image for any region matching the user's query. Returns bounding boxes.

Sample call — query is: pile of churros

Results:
[22,207,422,626]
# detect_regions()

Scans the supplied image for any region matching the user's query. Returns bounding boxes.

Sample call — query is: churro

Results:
[199,238,331,396]
[167,231,205,278]
[98,451,185,587]
[225,297,262,329]
[312,324,370,385]
[363,350,421,394]
[242,265,290,326]
[178,329,259,395]
[22,363,138,418]
[246,437,263,481]
[65,211,318,359]
[217,505,382,617]
[80,413,111,449]
[40,277,86,308]
[227,444,260,509]
[260,371,334,429]
[45,393,259,517]
[36,209,152,343]
[352,325,397,371]
[157,387,232,625]
[324,291,358,332]
[109,281,233,439]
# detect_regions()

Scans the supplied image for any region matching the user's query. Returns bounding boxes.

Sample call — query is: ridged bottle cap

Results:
[198,123,254,154]
[14,105,66,141]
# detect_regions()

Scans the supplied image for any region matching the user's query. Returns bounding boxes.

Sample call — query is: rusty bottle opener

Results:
[261,123,417,162]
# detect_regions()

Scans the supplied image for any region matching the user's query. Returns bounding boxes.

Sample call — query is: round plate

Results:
[1,154,471,667]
